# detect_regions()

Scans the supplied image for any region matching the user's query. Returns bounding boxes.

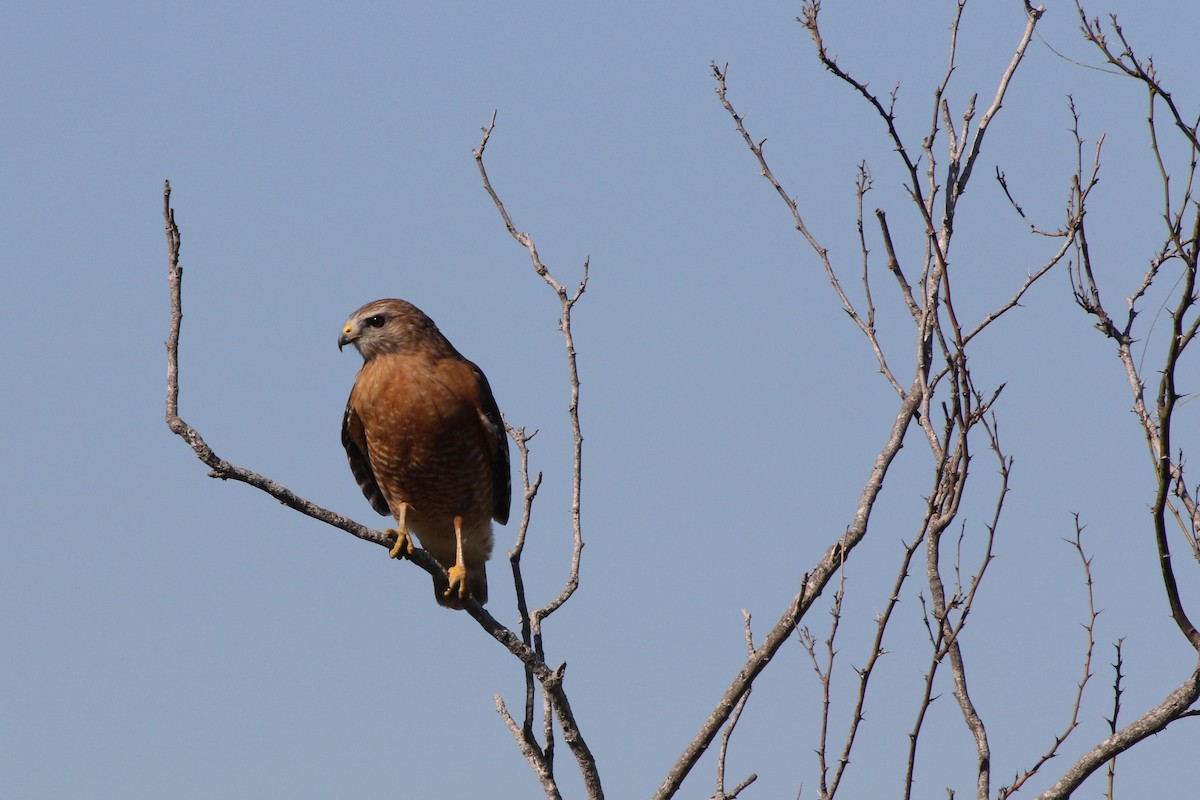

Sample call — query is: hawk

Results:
[338,298,510,608]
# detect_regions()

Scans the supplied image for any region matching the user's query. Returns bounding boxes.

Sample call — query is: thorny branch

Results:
[1071,3,1200,648]
[826,528,923,800]
[1105,639,1125,797]
[798,568,845,796]
[1035,7,1200,798]
[1075,2,1200,153]
[997,519,1099,798]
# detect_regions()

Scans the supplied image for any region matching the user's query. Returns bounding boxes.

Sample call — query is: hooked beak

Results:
[338,324,357,351]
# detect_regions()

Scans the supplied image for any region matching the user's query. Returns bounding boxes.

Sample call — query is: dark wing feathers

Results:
[342,400,390,517]
[472,364,511,525]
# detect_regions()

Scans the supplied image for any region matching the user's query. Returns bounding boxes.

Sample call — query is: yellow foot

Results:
[387,528,413,559]
[444,563,472,606]
[440,514,476,607]
[388,503,413,559]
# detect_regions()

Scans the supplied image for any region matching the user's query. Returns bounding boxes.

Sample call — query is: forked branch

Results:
[161,179,601,799]
[1036,7,1200,796]
[471,113,600,797]
[711,6,1069,799]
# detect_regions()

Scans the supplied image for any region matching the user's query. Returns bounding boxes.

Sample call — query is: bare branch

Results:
[497,694,560,800]
[1075,2,1200,152]
[1069,7,1200,652]
[708,7,1063,797]
[826,531,924,800]
[1034,663,1200,800]
[164,181,397,556]
[656,380,924,799]
[800,567,846,796]
[1105,639,1126,797]
[1043,8,1200,795]
[163,173,602,799]
[712,612,759,800]
[504,424,545,762]
[999,518,1099,797]
[712,62,904,397]
[799,1,921,180]
[471,116,602,796]
[953,4,1045,197]
[474,113,589,629]
[876,209,922,322]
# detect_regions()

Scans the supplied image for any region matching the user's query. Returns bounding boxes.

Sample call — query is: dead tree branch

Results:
[1034,7,1200,797]
[998,519,1099,797]
[162,175,601,799]
[471,112,600,797]
[699,5,1072,798]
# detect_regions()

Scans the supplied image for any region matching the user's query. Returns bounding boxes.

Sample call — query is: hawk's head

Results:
[338,298,446,361]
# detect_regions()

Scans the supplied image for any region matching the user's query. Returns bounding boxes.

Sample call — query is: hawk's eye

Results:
[365,315,386,328]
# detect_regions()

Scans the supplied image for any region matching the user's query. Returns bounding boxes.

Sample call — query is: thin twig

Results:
[998,517,1099,797]
[474,112,589,627]
[1039,7,1200,797]
[497,694,560,799]
[712,612,759,800]
[656,380,923,799]
[505,424,545,757]
[711,62,904,398]
[471,115,602,797]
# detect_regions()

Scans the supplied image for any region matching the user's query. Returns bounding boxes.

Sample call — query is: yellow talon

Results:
[445,563,470,604]
[387,528,412,559]
[442,514,472,605]
[388,503,413,559]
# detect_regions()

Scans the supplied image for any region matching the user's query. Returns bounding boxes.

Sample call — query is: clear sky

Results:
[3,1,1198,797]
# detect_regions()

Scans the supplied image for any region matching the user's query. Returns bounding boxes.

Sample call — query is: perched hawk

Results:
[338,299,510,608]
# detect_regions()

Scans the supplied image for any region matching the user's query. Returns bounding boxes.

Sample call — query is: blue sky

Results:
[3,1,1198,797]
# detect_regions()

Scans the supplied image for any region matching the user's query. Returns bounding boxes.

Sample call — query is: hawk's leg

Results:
[444,514,471,605]
[387,502,414,559]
